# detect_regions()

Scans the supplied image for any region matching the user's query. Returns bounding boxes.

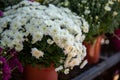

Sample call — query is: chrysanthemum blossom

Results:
[31,48,44,59]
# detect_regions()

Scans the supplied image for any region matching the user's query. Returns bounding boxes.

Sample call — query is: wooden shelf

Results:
[72,52,120,80]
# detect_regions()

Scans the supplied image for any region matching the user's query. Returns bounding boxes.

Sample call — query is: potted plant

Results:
[42,0,120,64]
[0,1,89,80]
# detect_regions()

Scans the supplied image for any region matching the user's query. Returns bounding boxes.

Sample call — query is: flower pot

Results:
[110,29,120,51]
[83,35,103,64]
[23,64,58,80]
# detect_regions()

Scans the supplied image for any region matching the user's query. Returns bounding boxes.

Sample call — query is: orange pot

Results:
[83,35,103,64]
[23,64,58,80]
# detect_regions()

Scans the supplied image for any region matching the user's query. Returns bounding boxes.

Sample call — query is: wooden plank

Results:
[72,52,120,80]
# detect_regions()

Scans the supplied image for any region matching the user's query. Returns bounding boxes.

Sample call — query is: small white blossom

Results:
[64,69,70,74]
[80,60,88,69]
[15,43,23,51]
[31,48,44,59]
[95,16,99,20]
[47,39,54,45]
[69,58,81,68]
[32,32,43,44]
[104,5,111,11]
[64,46,73,55]
[81,15,84,18]
[84,9,91,15]
[108,1,114,5]
[113,11,118,16]
[55,66,63,72]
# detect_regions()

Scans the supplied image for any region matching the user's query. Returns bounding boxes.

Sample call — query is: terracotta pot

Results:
[110,29,120,51]
[23,64,58,80]
[83,35,103,64]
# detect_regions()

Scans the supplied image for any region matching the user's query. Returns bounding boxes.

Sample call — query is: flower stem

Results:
[11,66,17,72]
[113,33,120,40]
[6,55,13,61]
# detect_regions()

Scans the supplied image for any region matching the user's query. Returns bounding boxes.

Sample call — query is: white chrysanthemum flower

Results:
[32,32,43,44]
[84,9,90,15]
[81,35,86,42]
[15,43,23,51]
[82,19,89,33]
[80,60,88,69]
[104,5,111,11]
[95,16,99,20]
[113,11,118,16]
[31,48,44,59]
[108,1,114,5]
[69,58,81,68]
[55,66,63,72]
[64,68,70,74]
[14,32,24,41]
[64,46,73,55]
[47,39,54,45]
